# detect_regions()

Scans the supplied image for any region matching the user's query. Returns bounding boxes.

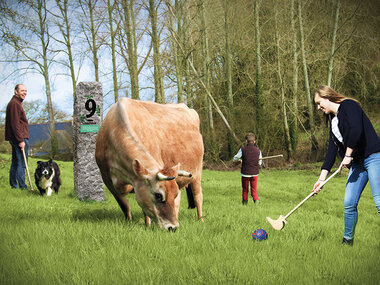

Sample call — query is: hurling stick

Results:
[22,148,34,191]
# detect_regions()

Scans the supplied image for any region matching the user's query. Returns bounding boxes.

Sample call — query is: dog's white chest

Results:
[39,169,55,196]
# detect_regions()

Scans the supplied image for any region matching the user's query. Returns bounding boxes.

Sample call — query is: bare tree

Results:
[198,0,216,156]
[327,0,341,86]
[119,0,141,100]
[1,0,59,157]
[78,0,103,82]
[289,0,299,153]
[274,1,292,160]
[297,0,318,150]
[148,0,165,103]
[52,0,81,96]
[253,0,265,145]
[105,0,120,102]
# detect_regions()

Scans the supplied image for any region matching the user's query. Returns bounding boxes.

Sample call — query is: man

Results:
[233,133,263,205]
[5,84,30,189]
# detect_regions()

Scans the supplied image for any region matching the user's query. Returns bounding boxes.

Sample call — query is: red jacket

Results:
[5,95,29,143]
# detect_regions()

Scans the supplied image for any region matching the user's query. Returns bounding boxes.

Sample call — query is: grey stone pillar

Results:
[73,82,105,201]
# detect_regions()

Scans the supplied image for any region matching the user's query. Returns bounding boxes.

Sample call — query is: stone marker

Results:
[73,82,105,201]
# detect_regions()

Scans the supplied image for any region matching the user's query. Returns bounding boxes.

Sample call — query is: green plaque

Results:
[80,124,100,133]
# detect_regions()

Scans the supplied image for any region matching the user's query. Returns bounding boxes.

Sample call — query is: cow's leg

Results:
[190,179,203,221]
[113,195,132,221]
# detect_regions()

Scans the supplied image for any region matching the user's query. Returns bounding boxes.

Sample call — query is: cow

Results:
[95,97,204,231]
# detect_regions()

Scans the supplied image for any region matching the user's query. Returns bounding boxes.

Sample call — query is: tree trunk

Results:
[149,0,165,103]
[175,0,184,102]
[167,0,184,103]
[298,0,318,150]
[290,0,298,153]
[88,0,100,82]
[199,0,216,158]
[223,0,236,156]
[122,0,140,99]
[38,0,58,157]
[274,2,292,160]
[327,0,341,86]
[55,0,77,96]
[254,1,265,146]
[107,0,119,102]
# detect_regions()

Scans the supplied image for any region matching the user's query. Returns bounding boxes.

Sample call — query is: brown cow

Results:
[95,98,204,231]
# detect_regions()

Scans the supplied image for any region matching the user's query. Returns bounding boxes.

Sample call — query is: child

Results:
[233,133,263,205]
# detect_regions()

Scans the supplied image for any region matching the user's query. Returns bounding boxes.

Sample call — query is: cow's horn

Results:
[157,173,176,181]
[177,170,192,178]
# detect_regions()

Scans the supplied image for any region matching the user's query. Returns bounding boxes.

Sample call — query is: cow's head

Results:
[132,159,192,231]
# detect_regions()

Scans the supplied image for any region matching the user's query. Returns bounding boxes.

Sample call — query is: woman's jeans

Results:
[9,139,29,189]
[344,152,380,239]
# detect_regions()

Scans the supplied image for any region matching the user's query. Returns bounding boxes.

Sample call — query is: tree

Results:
[23,100,71,124]
[289,0,299,153]
[148,0,165,103]
[119,0,141,100]
[78,0,103,82]
[326,0,341,86]
[297,0,318,151]
[274,0,292,160]
[253,0,265,146]
[52,0,80,97]
[198,0,216,158]
[1,0,59,157]
[222,0,236,157]
[105,0,120,102]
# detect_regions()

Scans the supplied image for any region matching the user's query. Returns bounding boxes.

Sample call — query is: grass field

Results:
[0,153,379,284]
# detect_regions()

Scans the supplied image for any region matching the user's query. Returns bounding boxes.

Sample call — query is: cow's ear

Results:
[132,159,150,178]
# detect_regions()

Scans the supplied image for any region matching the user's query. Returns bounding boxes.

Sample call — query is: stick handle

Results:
[261,154,283,160]
[22,149,34,191]
[284,164,343,219]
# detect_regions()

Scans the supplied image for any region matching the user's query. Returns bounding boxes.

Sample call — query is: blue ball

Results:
[252,229,268,241]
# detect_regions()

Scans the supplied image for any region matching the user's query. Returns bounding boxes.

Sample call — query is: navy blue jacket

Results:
[322,99,380,171]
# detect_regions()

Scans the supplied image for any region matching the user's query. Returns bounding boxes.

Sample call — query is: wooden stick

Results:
[261,154,283,160]
[22,148,34,191]
[283,163,343,219]
[267,163,343,230]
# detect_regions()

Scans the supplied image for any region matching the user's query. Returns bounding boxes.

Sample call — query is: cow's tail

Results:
[186,184,196,209]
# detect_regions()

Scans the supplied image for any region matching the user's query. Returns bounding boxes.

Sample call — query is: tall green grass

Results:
[0,153,379,284]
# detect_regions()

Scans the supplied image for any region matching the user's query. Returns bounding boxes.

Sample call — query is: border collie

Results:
[34,160,62,196]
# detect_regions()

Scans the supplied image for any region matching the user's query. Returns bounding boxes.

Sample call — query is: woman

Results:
[313,85,380,246]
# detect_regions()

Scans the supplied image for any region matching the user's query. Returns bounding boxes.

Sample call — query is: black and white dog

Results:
[34,160,62,196]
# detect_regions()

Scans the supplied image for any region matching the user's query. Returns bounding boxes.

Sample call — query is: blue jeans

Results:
[9,139,29,189]
[344,152,380,239]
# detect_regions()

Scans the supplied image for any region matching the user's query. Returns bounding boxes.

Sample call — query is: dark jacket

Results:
[322,99,380,171]
[241,143,261,175]
[5,95,29,143]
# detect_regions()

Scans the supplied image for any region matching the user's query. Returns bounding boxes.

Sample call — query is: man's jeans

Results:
[9,139,29,189]
[344,152,380,239]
